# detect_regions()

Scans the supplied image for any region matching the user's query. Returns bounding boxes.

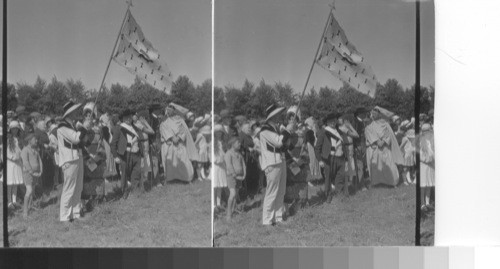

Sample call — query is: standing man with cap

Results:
[259,104,293,226]
[315,111,349,203]
[353,107,371,191]
[57,101,87,223]
[110,109,144,199]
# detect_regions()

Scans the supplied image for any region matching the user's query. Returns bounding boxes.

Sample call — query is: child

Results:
[6,121,24,209]
[21,133,43,218]
[400,128,416,185]
[420,123,435,210]
[224,137,246,221]
[213,124,227,213]
[195,125,211,181]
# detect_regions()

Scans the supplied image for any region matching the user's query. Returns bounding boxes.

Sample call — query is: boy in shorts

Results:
[224,137,246,221]
[21,133,43,219]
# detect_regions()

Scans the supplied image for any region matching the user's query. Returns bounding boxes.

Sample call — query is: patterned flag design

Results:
[113,11,173,93]
[316,12,377,98]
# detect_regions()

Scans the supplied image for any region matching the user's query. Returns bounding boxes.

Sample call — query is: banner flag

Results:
[113,11,173,93]
[316,12,377,97]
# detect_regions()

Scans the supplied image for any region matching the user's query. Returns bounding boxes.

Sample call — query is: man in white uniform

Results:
[259,104,294,226]
[57,101,87,223]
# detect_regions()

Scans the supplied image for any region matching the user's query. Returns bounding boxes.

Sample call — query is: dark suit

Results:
[352,118,369,189]
[110,124,144,196]
[314,127,347,199]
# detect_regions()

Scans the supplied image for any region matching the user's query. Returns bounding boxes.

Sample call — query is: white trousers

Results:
[60,158,84,221]
[262,162,287,225]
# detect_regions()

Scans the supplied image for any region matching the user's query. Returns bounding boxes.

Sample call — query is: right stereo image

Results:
[212,0,435,247]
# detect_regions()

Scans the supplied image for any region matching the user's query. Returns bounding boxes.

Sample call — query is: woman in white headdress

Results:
[159,105,199,182]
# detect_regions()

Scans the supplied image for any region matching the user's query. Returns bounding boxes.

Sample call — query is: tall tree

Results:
[0,83,17,111]
[40,77,69,115]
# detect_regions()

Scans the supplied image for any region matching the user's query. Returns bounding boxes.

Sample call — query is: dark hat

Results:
[220,109,231,119]
[137,109,149,119]
[324,111,341,122]
[265,104,285,122]
[62,101,82,118]
[354,107,370,116]
[120,109,135,120]
[148,103,163,114]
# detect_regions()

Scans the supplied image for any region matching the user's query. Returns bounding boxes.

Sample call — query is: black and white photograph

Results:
[1,0,211,247]
[213,0,434,246]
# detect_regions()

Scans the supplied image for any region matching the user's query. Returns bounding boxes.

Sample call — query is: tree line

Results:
[1,75,212,117]
[214,78,434,121]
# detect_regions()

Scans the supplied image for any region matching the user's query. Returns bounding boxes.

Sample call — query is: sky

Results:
[2,0,211,90]
[215,0,434,92]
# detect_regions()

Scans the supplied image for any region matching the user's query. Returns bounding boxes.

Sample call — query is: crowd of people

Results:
[213,104,435,225]
[1,101,211,223]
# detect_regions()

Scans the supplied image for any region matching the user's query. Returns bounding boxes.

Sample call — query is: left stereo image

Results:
[1,0,212,247]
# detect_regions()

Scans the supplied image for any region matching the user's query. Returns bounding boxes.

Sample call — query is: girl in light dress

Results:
[195,125,211,181]
[213,124,227,212]
[420,123,435,210]
[5,121,24,209]
[399,126,416,185]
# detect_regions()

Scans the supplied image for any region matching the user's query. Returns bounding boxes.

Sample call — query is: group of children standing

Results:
[4,121,43,219]
[213,124,247,221]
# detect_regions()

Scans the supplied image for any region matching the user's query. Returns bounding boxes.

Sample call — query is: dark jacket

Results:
[314,127,333,161]
[110,124,143,159]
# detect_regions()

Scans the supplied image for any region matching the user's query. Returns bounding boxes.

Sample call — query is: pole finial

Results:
[329,0,336,10]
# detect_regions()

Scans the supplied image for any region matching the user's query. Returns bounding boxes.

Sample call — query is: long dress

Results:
[212,140,227,188]
[400,136,416,167]
[160,115,199,182]
[420,131,435,187]
[365,119,404,186]
[195,133,209,163]
[6,138,24,185]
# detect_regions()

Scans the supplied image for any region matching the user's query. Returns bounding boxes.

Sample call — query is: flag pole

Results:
[414,0,421,246]
[2,0,10,247]
[296,2,335,112]
[91,1,133,115]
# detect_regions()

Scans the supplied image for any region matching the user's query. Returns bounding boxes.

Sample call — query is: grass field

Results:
[214,184,435,246]
[1,179,211,247]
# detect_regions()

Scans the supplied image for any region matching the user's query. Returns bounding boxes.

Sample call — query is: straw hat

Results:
[214,124,225,134]
[9,120,20,130]
[199,125,211,135]
[62,101,82,118]
[265,104,285,122]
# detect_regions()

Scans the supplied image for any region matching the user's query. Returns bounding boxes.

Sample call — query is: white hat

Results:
[62,101,82,118]
[199,125,211,135]
[83,102,97,116]
[265,104,285,122]
[287,105,302,121]
[9,120,20,130]
[214,124,225,134]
